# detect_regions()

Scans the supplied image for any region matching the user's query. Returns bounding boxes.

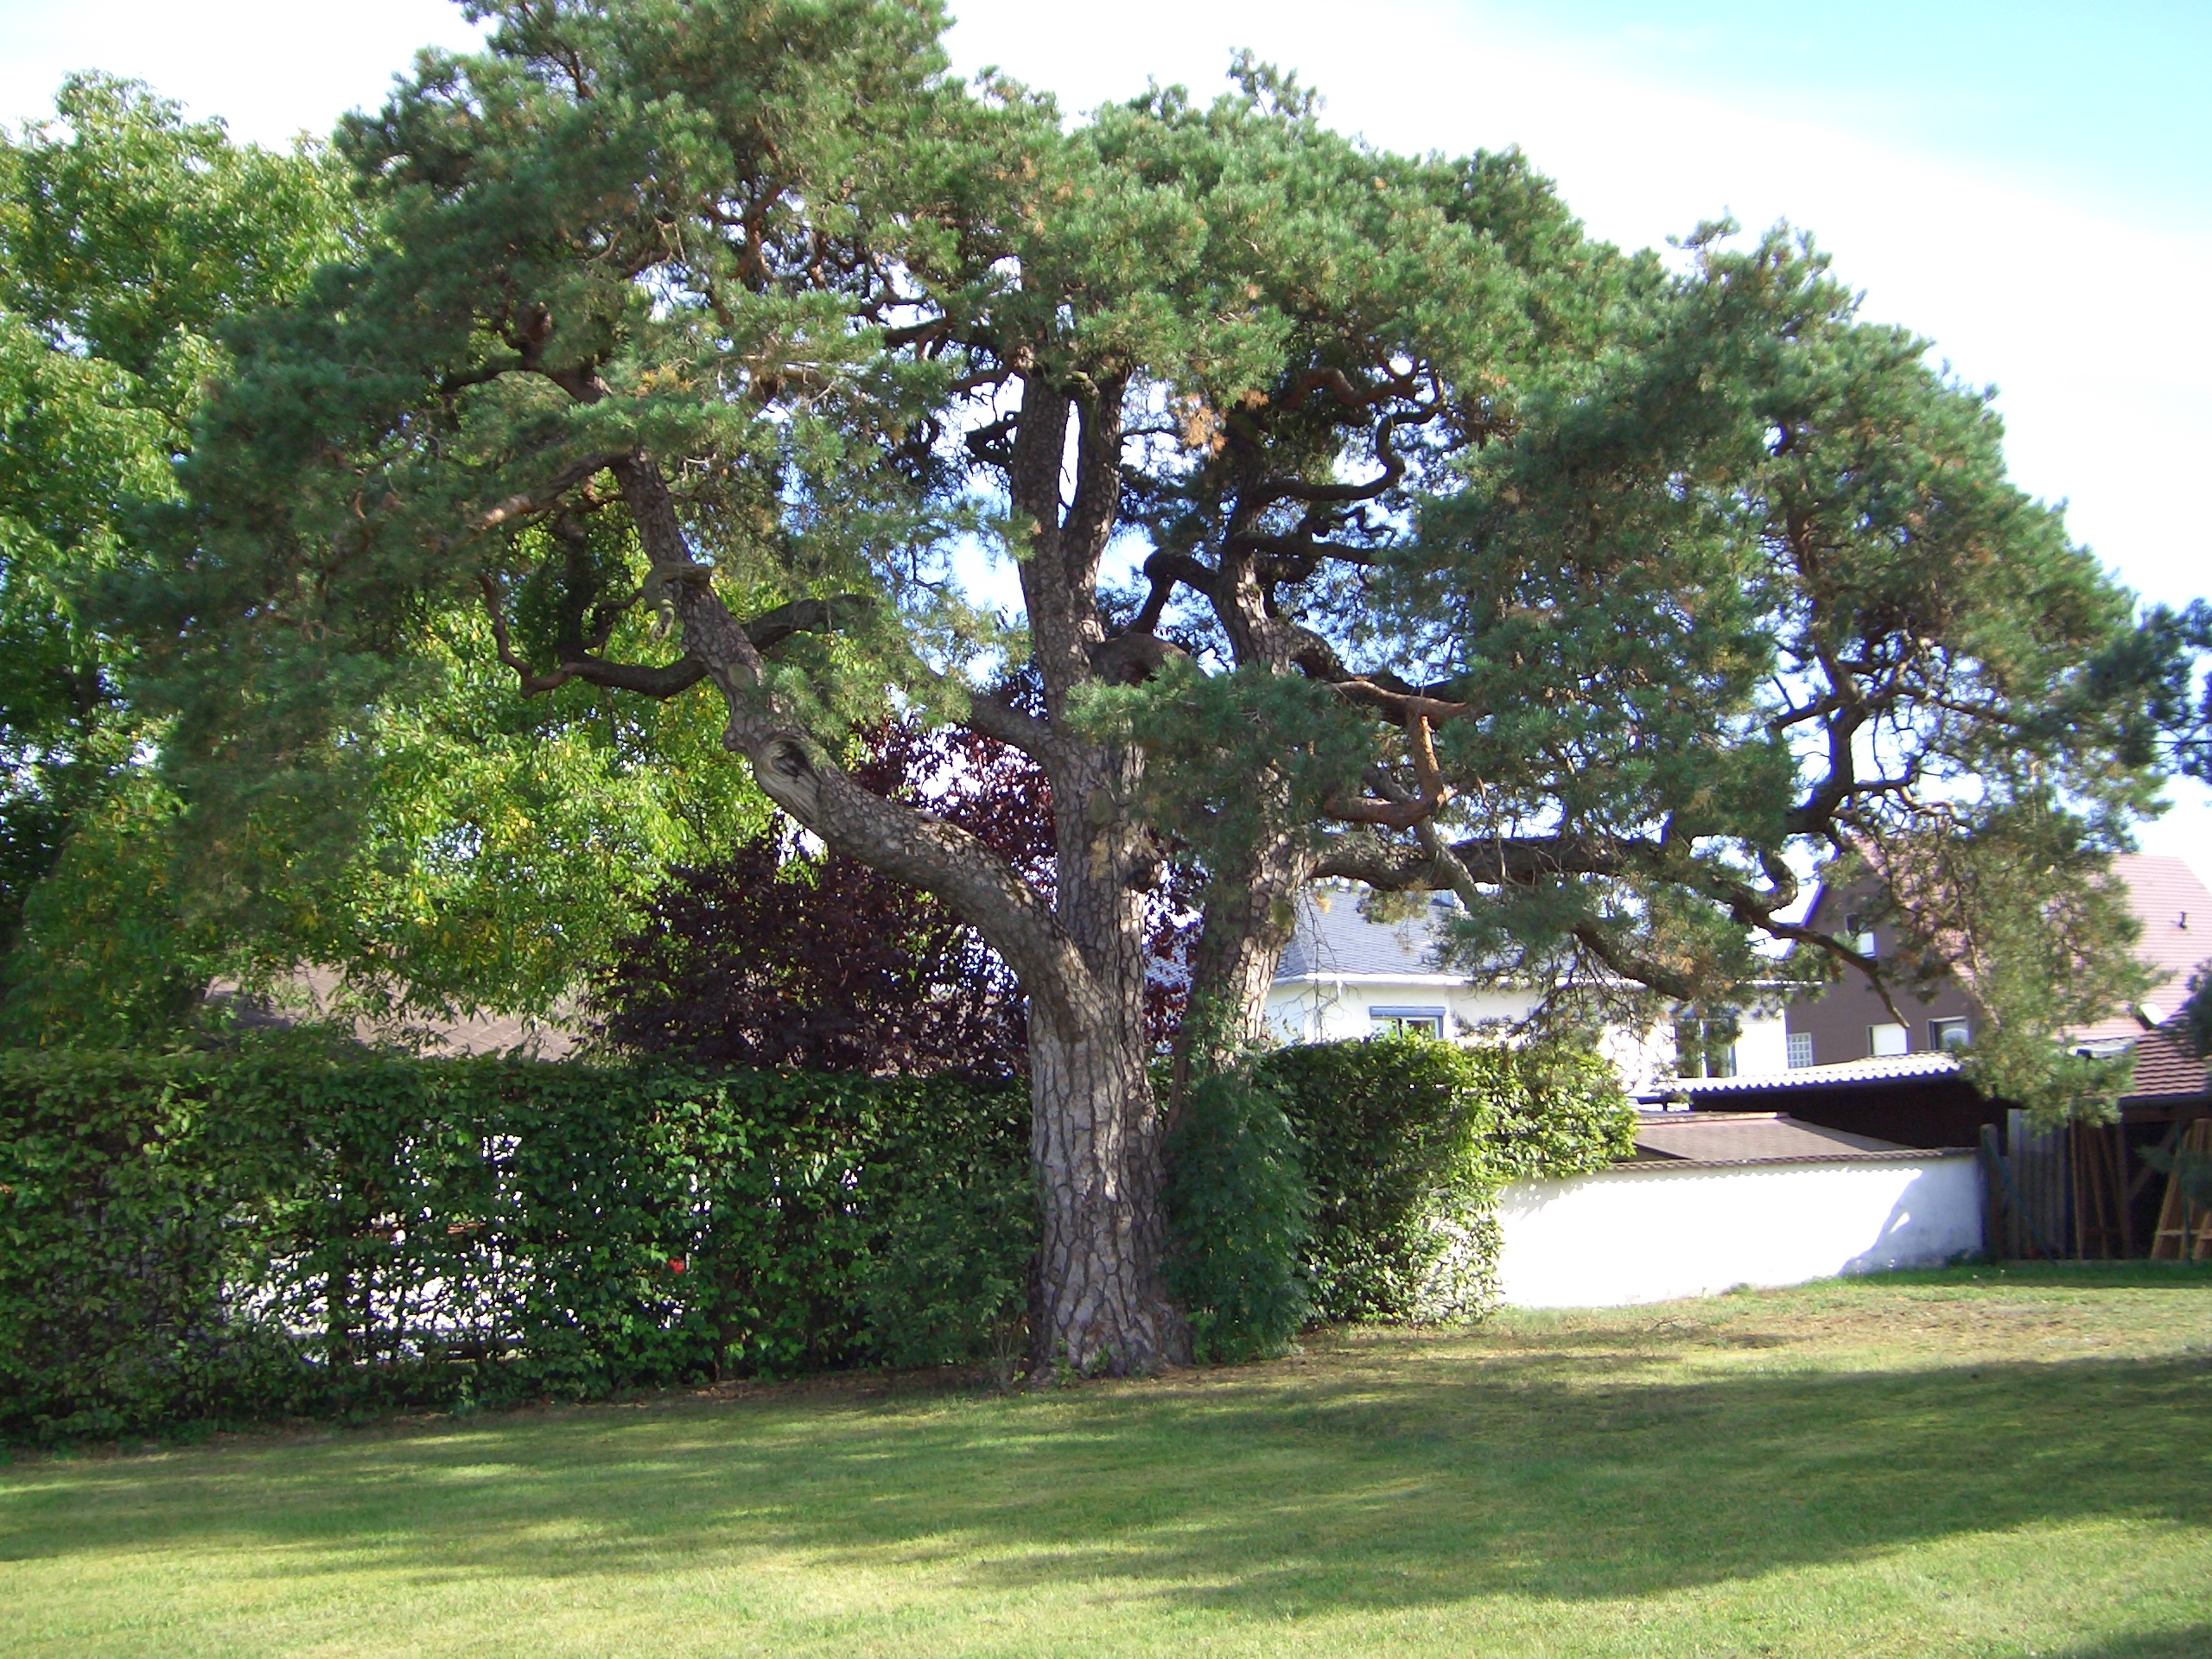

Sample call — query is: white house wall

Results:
[1492,1154,1984,1308]
[1263,979,1533,1046]
[1732,1009,1792,1076]
[1264,981,1792,1096]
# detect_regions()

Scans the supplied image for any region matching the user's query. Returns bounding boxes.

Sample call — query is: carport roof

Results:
[1625,1112,1947,1168]
[1635,1053,1962,1104]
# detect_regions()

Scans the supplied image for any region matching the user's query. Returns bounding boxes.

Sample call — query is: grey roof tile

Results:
[1276,888,1464,981]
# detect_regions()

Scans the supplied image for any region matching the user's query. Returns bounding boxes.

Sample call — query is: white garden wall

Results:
[1493,1154,1983,1308]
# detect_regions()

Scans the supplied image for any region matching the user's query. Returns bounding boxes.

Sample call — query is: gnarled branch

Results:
[1322,712,1454,828]
[480,575,876,702]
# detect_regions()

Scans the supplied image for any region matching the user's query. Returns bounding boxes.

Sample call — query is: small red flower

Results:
[666,1256,686,1274]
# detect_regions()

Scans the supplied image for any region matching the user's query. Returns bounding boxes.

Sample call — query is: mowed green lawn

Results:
[3,1266,2209,1658]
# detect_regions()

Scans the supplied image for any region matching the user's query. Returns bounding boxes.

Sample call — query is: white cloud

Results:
[0,0,485,149]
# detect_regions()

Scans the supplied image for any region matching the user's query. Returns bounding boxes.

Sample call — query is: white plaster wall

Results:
[1600,1020,1675,1095]
[1260,982,1789,1094]
[1264,980,1679,1094]
[1493,1155,1984,1308]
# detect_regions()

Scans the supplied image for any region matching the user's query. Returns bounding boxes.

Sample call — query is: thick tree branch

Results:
[959,684,1063,760]
[1321,713,1454,828]
[1227,530,1389,569]
[466,452,627,537]
[1568,922,1703,1002]
[1750,915,1910,1027]
[480,581,875,702]
[744,594,876,652]
[557,656,712,699]
[1060,372,1128,595]
[1130,550,1219,634]
[1248,408,1421,507]
[604,448,1106,1035]
[1090,632,1191,686]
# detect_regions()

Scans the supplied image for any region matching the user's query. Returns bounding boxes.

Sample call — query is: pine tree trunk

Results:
[633,357,1210,1377]
[1027,1003,1184,1374]
[1026,734,1191,1376]
[1182,834,1316,1065]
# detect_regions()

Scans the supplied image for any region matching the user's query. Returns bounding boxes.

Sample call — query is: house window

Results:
[1843,912,1877,956]
[1675,1008,1741,1078]
[1370,1006,1446,1039]
[1786,1032,1815,1069]
[1869,1022,1910,1058]
[1929,1017,1970,1052]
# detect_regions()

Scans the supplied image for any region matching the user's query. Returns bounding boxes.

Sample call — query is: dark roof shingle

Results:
[1630,1111,1916,1166]
[2126,1018,2209,1102]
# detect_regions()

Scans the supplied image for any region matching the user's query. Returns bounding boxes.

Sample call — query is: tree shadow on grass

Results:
[3,1343,2207,1625]
[1867,1262,2212,1292]
[2054,1630,2212,1659]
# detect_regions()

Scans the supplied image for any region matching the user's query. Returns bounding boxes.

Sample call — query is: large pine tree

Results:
[131,2,2197,1372]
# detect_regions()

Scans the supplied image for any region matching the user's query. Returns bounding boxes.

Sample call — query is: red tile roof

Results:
[2070,854,2212,1046]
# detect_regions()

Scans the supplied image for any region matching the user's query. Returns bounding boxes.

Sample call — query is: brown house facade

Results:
[1686,854,2212,1258]
[1783,853,2212,1068]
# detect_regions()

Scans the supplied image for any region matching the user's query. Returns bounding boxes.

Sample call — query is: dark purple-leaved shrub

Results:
[593,720,1050,1077]
[595,712,1199,1077]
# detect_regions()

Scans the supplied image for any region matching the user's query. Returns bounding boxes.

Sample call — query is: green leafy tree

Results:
[1333,227,2178,1119]
[2,74,766,1043]
[0,75,351,1022]
[133,1,2197,1371]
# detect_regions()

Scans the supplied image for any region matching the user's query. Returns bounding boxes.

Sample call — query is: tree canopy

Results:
[0,69,775,1042]
[0,74,352,1034]
[36,0,2208,1369]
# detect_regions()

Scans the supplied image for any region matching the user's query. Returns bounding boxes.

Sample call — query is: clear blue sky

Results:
[1506,2,2209,227]
[4,0,2207,864]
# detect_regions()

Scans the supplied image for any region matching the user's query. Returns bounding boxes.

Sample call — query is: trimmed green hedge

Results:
[1,1035,1632,1438]
[1163,1066,1316,1365]
[1258,1037,1636,1323]
[0,1045,1028,1441]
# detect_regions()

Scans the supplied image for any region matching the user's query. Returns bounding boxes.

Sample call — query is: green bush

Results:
[1258,1037,1634,1324]
[0,1042,1030,1440]
[1163,1065,1316,1363]
[1477,1041,1640,1182]
[859,1129,1034,1378]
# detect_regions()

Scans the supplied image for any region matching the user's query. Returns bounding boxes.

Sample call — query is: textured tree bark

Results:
[1000,373,1192,1376]
[1027,1001,1181,1373]
[1025,727,1190,1373]
[1183,831,1316,1062]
